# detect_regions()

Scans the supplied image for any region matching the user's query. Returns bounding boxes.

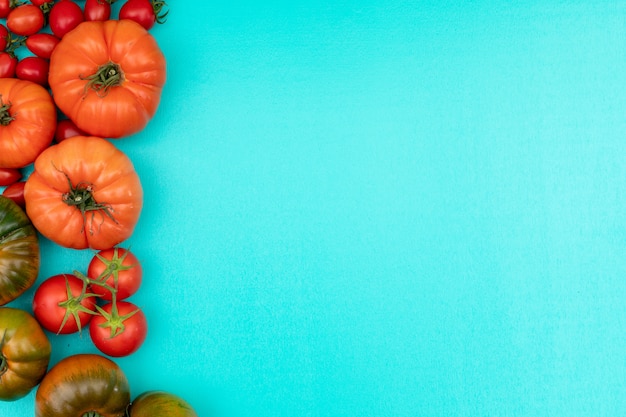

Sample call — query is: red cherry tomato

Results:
[0,168,21,186]
[87,247,143,301]
[7,5,45,36]
[26,33,60,59]
[30,0,54,6]
[119,0,168,31]
[2,181,26,208]
[33,273,97,334]
[84,0,112,21]
[0,24,8,51]
[49,0,84,38]
[0,0,20,19]
[0,52,18,77]
[16,56,49,86]
[90,301,148,357]
[54,118,85,143]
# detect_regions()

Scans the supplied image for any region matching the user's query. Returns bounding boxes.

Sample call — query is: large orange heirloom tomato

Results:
[0,78,56,168]
[24,136,143,250]
[48,19,166,139]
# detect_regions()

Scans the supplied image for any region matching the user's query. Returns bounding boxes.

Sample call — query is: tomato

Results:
[7,4,45,36]
[2,181,25,208]
[49,19,166,138]
[35,354,131,417]
[0,307,51,401]
[84,0,112,21]
[30,0,54,5]
[119,0,168,30]
[49,0,84,38]
[0,78,57,169]
[32,273,97,334]
[88,247,143,301]
[0,0,20,19]
[24,135,143,250]
[129,391,199,417]
[16,56,50,86]
[0,196,39,306]
[90,300,147,357]
[0,168,21,186]
[0,52,17,77]
[0,24,8,51]
[26,33,60,59]
[54,118,84,142]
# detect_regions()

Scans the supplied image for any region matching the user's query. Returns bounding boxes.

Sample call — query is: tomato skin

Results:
[90,301,148,357]
[0,196,40,306]
[26,33,60,59]
[49,19,166,138]
[16,56,50,86]
[54,117,84,142]
[49,0,84,38]
[0,24,8,51]
[32,273,97,334]
[0,0,20,19]
[119,0,156,30]
[0,52,17,77]
[0,307,51,401]
[35,354,131,417]
[88,247,143,301]
[2,180,25,208]
[130,391,199,417]
[7,5,45,36]
[0,78,57,169]
[24,136,143,250]
[84,0,111,21]
[0,167,21,186]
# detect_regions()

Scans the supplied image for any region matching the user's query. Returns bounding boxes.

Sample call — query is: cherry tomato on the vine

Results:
[7,4,45,36]
[26,33,60,58]
[2,181,25,208]
[0,0,20,19]
[49,0,84,38]
[0,52,18,77]
[90,301,148,357]
[16,56,49,86]
[84,0,112,21]
[87,247,143,301]
[0,168,21,186]
[119,0,168,30]
[33,273,97,334]
[54,118,85,142]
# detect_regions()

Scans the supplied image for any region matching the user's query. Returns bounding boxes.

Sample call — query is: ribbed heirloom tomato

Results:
[24,136,143,250]
[0,78,56,168]
[48,19,167,138]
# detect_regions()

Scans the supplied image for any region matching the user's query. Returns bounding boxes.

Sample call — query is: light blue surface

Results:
[4,1,626,416]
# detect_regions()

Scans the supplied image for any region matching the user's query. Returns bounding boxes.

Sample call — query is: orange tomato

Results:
[48,19,166,139]
[0,78,56,168]
[24,136,143,250]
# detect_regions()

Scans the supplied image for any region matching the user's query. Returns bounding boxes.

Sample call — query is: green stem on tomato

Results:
[82,411,106,417]
[0,96,15,126]
[80,61,124,97]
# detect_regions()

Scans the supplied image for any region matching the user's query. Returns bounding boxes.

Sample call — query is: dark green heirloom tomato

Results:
[0,307,51,401]
[129,391,199,417]
[0,195,40,305]
[35,354,130,417]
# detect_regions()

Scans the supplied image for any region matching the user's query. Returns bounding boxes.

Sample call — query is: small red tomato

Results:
[26,33,60,59]
[119,0,168,31]
[2,181,26,209]
[30,0,54,5]
[90,301,148,357]
[16,56,49,86]
[33,273,97,334]
[88,247,143,301]
[0,0,19,19]
[7,4,45,36]
[54,118,85,142]
[0,168,21,186]
[49,0,84,38]
[84,0,112,21]
[0,52,17,77]
[0,24,8,51]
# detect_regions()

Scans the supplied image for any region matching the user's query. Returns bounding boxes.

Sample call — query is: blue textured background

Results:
[4,1,626,416]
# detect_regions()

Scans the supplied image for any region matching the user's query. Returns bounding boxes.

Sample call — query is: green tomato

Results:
[129,391,198,417]
[0,307,51,401]
[0,195,40,305]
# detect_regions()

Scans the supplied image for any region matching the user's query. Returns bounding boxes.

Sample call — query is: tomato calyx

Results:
[92,247,136,288]
[55,274,99,334]
[0,95,15,126]
[0,331,7,376]
[57,168,119,234]
[95,298,140,338]
[81,61,124,97]
[82,411,108,417]
[152,0,168,24]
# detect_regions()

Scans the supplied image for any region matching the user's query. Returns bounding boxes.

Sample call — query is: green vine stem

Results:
[152,0,169,24]
[80,61,124,97]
